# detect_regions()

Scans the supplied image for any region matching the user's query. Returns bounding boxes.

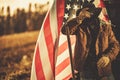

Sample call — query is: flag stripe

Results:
[38,28,54,80]
[31,62,37,80]
[104,14,109,21]
[56,0,65,34]
[63,73,72,80]
[58,41,68,55]
[56,47,69,66]
[35,45,46,80]
[56,41,75,66]
[56,57,70,75]
[55,64,71,79]
[50,0,58,44]
[31,0,55,79]
[58,34,68,45]
[58,37,75,56]
[31,0,75,79]
[98,0,105,7]
[34,0,65,79]
[98,0,109,22]
[44,14,55,72]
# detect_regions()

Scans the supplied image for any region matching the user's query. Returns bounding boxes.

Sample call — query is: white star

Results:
[64,13,69,19]
[73,4,79,11]
[88,0,91,2]
[62,22,65,25]
[66,4,71,10]
[82,0,85,2]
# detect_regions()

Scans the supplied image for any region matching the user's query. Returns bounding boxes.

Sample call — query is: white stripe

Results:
[50,0,58,43]
[58,34,68,46]
[56,49,69,66]
[55,65,71,80]
[31,0,55,79]
[58,34,76,46]
[30,46,37,80]
[99,12,104,19]
[94,0,99,6]
[39,30,54,80]
[50,0,59,64]
[56,43,75,66]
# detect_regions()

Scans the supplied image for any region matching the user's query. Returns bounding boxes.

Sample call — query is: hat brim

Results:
[64,8,102,27]
[91,8,102,18]
[76,7,102,18]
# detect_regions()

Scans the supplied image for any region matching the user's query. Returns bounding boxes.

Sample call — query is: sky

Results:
[0,0,99,16]
[0,0,49,15]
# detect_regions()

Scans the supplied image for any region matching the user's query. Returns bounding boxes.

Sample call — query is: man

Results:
[103,1,120,80]
[61,2,119,80]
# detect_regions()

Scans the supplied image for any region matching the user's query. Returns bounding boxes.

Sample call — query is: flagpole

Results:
[66,26,76,80]
[65,0,84,80]
[64,0,85,79]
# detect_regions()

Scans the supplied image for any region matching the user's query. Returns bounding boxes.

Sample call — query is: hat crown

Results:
[76,1,101,18]
[83,1,95,9]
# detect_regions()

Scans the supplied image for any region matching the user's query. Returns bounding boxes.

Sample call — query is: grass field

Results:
[0,30,39,80]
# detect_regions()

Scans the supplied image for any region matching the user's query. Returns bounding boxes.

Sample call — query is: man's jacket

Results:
[61,19,119,77]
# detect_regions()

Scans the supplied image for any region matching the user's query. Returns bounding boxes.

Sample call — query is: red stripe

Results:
[63,73,72,80]
[58,41,68,56]
[104,14,109,21]
[58,37,75,56]
[55,57,70,75]
[57,0,65,34]
[35,44,46,80]
[98,0,105,7]
[44,14,55,73]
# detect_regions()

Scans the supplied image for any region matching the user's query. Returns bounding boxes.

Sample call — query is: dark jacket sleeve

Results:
[104,24,120,61]
[61,18,79,35]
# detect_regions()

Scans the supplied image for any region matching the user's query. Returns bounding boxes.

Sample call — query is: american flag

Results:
[55,0,81,79]
[31,0,109,80]
[98,0,110,22]
[30,0,64,79]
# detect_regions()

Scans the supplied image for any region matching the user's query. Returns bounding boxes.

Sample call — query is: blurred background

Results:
[0,0,49,80]
[0,0,120,80]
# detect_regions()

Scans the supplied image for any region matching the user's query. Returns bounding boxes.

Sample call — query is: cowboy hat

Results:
[76,2,102,18]
[63,2,102,28]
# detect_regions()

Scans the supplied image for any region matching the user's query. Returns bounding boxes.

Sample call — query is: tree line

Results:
[0,2,49,36]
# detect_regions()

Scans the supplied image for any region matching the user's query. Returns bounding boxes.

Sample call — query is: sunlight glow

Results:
[0,0,49,15]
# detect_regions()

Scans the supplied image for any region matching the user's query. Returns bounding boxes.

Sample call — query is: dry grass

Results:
[0,30,40,80]
[0,31,39,51]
